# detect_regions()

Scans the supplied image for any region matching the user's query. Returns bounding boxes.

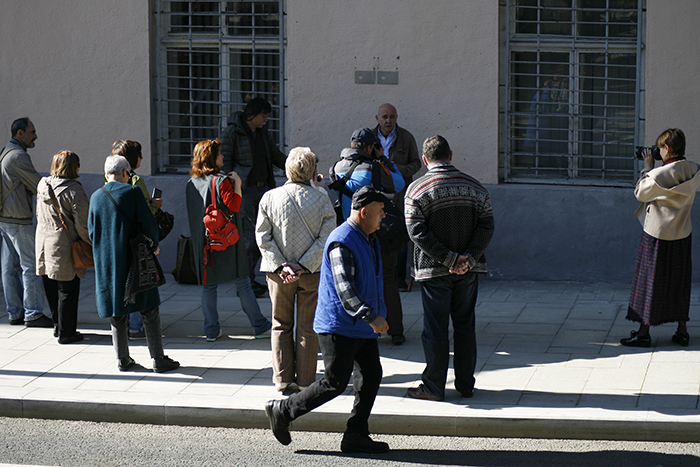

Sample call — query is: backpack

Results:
[172,235,199,284]
[0,145,15,211]
[202,175,239,283]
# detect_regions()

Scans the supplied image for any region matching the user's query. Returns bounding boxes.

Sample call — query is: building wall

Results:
[286,0,500,184]
[0,0,152,175]
[3,1,700,282]
[645,0,700,152]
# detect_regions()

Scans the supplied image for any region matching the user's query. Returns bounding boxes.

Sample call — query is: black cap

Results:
[351,127,380,147]
[351,186,390,210]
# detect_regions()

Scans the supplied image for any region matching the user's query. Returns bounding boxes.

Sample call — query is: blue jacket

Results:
[331,148,405,220]
[313,221,386,339]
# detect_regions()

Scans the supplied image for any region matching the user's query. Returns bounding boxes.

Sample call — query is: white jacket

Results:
[256,181,336,273]
[634,159,700,241]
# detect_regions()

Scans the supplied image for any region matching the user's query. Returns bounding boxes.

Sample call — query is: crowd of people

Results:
[0,105,695,452]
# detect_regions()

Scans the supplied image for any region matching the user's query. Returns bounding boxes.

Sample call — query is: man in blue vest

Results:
[265,186,390,453]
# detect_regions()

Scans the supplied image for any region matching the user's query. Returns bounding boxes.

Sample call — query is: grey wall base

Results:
[78,175,699,283]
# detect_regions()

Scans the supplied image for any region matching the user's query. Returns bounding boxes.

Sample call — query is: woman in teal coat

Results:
[89,155,179,373]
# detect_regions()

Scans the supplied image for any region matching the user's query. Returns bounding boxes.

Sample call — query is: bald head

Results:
[376,103,398,136]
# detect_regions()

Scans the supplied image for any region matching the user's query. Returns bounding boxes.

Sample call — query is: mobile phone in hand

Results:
[152,187,162,199]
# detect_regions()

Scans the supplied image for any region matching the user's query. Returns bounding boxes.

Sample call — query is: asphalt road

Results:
[1,417,699,467]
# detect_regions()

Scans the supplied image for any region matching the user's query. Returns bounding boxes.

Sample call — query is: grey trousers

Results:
[110,306,165,360]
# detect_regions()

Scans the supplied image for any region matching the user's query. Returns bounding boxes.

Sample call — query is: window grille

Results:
[502,0,644,185]
[156,1,284,172]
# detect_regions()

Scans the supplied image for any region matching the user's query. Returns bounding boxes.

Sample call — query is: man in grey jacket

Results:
[0,117,50,327]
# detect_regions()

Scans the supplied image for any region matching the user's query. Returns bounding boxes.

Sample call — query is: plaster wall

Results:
[286,0,500,184]
[0,0,152,175]
[644,1,700,157]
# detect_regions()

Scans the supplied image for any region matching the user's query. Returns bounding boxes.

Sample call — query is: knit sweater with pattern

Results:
[404,164,494,281]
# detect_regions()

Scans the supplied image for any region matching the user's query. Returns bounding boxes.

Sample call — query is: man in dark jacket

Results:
[265,186,390,454]
[405,135,494,402]
[219,97,286,296]
[0,117,51,327]
[372,103,421,343]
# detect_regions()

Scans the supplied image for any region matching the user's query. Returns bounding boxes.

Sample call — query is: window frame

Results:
[500,0,646,186]
[155,1,286,173]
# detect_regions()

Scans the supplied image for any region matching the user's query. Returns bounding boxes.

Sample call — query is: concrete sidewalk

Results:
[1,273,699,442]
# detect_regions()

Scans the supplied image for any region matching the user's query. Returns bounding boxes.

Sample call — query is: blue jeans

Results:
[419,273,478,399]
[0,221,45,322]
[129,312,144,332]
[201,277,271,338]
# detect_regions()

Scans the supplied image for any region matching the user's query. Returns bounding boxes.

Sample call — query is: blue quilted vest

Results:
[313,221,386,339]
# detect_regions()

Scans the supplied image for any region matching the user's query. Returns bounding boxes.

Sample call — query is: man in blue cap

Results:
[265,186,391,454]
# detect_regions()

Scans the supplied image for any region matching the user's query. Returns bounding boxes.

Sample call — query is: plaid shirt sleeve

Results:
[328,242,378,323]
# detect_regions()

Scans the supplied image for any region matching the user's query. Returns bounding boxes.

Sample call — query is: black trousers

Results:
[281,333,382,436]
[42,275,81,338]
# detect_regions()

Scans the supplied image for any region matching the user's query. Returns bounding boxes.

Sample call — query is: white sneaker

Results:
[206,330,223,342]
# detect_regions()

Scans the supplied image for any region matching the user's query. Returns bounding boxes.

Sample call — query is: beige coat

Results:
[634,159,700,241]
[256,181,336,274]
[35,176,91,281]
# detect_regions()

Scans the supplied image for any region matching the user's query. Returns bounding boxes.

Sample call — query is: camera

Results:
[635,145,662,161]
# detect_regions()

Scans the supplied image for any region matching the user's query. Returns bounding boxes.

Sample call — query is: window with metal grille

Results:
[502,0,644,185]
[156,1,284,172]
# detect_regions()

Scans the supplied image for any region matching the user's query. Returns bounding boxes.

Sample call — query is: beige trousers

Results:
[266,271,320,387]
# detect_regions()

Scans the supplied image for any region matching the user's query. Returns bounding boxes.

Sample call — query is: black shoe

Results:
[53,326,59,337]
[340,432,390,454]
[9,316,24,325]
[406,384,443,401]
[391,334,406,345]
[265,400,291,445]
[153,355,180,373]
[672,331,690,347]
[459,389,474,398]
[118,356,137,371]
[397,281,409,292]
[252,280,268,298]
[620,330,651,347]
[58,332,84,344]
[25,315,54,328]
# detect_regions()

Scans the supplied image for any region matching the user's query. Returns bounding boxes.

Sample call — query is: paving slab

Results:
[1,273,700,442]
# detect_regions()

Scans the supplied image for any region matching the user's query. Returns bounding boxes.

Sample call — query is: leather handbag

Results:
[154,208,175,240]
[101,186,166,304]
[47,183,94,269]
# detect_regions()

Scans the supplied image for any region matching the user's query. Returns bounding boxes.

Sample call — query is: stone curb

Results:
[3,398,700,443]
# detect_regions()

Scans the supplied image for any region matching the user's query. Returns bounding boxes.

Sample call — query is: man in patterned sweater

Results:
[404,135,494,401]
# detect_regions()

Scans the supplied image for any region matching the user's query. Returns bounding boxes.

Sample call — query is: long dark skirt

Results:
[627,232,691,326]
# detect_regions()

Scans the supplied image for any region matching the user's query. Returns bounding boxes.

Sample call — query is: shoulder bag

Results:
[47,183,94,269]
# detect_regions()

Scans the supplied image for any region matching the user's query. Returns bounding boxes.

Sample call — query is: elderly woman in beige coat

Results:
[256,147,336,392]
[35,150,91,344]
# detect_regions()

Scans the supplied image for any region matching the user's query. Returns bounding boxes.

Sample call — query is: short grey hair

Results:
[285,147,317,183]
[104,155,130,176]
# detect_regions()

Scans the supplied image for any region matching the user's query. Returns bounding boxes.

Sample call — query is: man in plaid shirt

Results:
[265,186,391,454]
[405,135,494,402]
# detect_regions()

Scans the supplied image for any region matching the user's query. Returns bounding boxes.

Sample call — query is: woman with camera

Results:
[622,128,700,347]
